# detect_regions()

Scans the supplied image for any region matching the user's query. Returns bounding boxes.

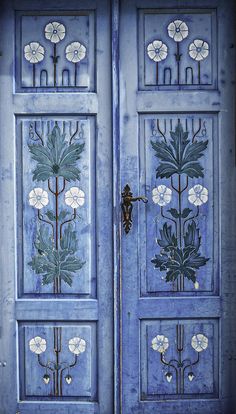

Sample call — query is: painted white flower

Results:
[152,185,172,206]
[151,335,169,353]
[147,40,168,62]
[29,336,47,354]
[45,21,66,43]
[28,188,49,209]
[188,185,208,206]
[65,187,85,209]
[24,42,45,63]
[65,41,86,63]
[191,333,208,352]
[189,39,209,61]
[167,20,189,42]
[68,337,86,355]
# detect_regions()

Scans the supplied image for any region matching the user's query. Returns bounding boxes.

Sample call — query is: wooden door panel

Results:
[0,1,113,413]
[120,0,236,413]
[138,8,217,90]
[139,113,218,295]
[140,318,219,399]
[17,116,96,297]
[15,11,95,92]
[19,322,97,399]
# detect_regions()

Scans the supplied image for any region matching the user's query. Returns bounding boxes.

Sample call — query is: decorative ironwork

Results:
[146,19,210,86]
[150,119,209,291]
[121,184,148,234]
[27,121,86,293]
[151,324,208,394]
[29,327,86,396]
[23,21,86,88]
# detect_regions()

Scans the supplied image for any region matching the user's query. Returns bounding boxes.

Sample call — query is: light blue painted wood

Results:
[0,0,113,413]
[111,1,121,414]
[120,0,236,413]
[1,0,236,413]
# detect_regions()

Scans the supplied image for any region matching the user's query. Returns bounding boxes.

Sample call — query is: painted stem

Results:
[60,209,76,240]
[55,177,60,293]
[32,64,36,87]
[156,62,159,85]
[178,174,184,292]
[37,210,54,236]
[48,176,66,294]
[53,44,57,87]
[74,62,77,86]
[59,355,77,395]
[198,61,201,84]
[160,326,202,394]
[176,42,180,84]
[53,327,61,396]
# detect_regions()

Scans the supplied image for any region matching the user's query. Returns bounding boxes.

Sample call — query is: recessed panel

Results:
[16,117,96,297]
[138,9,217,90]
[140,318,219,400]
[18,322,97,400]
[139,114,218,295]
[15,11,95,92]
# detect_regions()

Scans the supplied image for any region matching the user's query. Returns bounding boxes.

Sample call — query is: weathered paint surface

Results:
[120,0,236,413]
[0,0,236,413]
[0,0,113,413]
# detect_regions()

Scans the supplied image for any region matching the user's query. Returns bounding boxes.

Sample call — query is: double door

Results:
[0,0,235,413]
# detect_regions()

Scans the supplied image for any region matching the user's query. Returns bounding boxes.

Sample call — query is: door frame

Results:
[111,1,121,413]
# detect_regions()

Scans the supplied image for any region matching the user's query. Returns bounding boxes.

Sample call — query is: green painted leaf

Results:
[168,208,180,218]
[181,163,204,178]
[151,122,208,178]
[42,272,56,285]
[60,256,85,272]
[58,210,70,221]
[181,208,192,218]
[28,124,84,182]
[151,254,169,271]
[157,223,177,249]
[60,271,73,287]
[28,224,85,287]
[183,140,208,164]
[34,226,53,254]
[60,224,78,253]
[155,163,178,178]
[58,165,81,182]
[152,228,209,284]
[45,210,56,221]
[184,221,201,251]
[151,140,177,165]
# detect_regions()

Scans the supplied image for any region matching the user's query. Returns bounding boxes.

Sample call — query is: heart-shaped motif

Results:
[165,372,173,383]
[43,374,50,384]
[188,372,195,382]
[65,374,72,385]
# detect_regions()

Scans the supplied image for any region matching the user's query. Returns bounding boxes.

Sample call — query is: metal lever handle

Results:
[121,184,148,234]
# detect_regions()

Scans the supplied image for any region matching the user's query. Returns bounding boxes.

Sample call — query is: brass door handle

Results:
[121,184,148,234]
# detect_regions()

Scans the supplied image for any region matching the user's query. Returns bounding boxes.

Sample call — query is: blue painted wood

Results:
[0,0,113,413]
[1,0,236,413]
[120,0,236,413]
[111,1,121,414]
[15,11,95,92]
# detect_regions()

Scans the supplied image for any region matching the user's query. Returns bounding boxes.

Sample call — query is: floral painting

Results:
[27,122,86,293]
[151,120,209,291]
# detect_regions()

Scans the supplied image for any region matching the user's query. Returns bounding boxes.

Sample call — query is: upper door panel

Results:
[15,11,95,92]
[138,8,217,90]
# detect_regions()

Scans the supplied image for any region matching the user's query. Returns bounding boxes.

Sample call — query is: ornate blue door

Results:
[120,0,236,413]
[0,1,113,413]
[0,0,236,413]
